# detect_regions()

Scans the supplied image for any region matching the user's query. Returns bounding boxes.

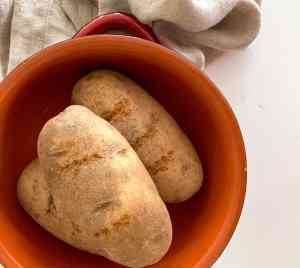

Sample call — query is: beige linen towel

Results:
[0,0,261,80]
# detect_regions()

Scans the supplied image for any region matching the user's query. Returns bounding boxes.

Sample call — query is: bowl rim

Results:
[0,35,247,268]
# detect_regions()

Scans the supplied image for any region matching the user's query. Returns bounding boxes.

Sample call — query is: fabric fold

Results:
[0,0,262,80]
[100,0,262,69]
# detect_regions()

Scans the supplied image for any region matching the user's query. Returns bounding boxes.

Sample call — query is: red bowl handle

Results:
[74,13,159,43]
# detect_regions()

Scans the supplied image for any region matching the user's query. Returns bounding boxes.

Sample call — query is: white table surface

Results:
[211,1,300,267]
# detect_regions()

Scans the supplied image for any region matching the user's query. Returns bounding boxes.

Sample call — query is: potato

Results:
[17,105,172,268]
[72,70,203,203]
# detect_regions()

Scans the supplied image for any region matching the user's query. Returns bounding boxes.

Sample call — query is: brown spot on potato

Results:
[147,151,175,176]
[99,215,131,237]
[152,233,164,243]
[71,221,82,234]
[46,194,56,214]
[181,163,190,174]
[92,201,113,213]
[112,214,130,230]
[57,153,103,174]
[102,99,131,122]
[48,148,69,157]
[133,113,159,149]
[100,228,110,236]
[116,148,127,155]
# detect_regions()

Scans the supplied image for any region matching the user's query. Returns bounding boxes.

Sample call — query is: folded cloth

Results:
[0,0,261,80]
[100,0,262,68]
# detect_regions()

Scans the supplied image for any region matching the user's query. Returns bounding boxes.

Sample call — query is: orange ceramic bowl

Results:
[0,32,246,268]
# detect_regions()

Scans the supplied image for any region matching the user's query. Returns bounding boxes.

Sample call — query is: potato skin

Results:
[72,70,203,203]
[17,159,49,221]
[18,105,172,268]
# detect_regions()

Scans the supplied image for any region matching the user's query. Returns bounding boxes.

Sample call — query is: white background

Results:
[212,1,300,267]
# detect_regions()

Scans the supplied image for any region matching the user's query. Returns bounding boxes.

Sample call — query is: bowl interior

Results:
[0,36,246,268]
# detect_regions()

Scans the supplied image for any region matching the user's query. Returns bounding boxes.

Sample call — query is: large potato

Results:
[17,105,172,268]
[72,70,203,203]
